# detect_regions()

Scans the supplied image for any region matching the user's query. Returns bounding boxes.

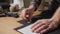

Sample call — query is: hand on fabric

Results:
[31,19,59,34]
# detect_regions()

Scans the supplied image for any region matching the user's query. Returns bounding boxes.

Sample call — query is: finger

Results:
[26,9,33,21]
[40,27,49,34]
[34,25,48,33]
[29,13,33,22]
[31,20,42,29]
[29,17,32,22]
[31,20,47,30]
[24,9,31,21]
[48,23,55,30]
[20,12,25,19]
[22,9,28,20]
[31,23,45,32]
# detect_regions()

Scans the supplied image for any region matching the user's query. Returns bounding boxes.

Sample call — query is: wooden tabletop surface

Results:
[0,11,41,34]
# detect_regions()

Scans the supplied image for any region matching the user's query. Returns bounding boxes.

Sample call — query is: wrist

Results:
[50,17,60,24]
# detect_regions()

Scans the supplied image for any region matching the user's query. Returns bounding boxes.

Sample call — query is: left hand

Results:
[31,19,59,34]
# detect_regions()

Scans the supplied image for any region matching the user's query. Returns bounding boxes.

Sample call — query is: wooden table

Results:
[0,17,22,34]
[0,11,41,34]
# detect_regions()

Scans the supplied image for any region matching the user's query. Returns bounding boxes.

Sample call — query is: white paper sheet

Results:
[17,24,40,34]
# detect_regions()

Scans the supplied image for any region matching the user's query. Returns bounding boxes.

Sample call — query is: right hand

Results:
[20,8,34,21]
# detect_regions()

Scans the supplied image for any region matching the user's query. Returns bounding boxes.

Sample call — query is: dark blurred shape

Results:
[0,0,10,9]
[5,12,19,18]
[0,0,6,2]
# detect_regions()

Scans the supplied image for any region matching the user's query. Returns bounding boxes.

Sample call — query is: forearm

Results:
[28,4,35,11]
[29,0,41,11]
[51,7,60,23]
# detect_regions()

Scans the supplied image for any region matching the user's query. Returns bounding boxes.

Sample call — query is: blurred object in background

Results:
[0,0,10,9]
[9,0,25,12]
[9,4,19,12]
[11,0,24,9]
[5,12,19,18]
[23,0,31,8]
[0,0,19,18]
[0,0,32,17]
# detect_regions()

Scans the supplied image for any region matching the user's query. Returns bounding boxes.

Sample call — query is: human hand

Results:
[31,19,59,34]
[20,8,34,21]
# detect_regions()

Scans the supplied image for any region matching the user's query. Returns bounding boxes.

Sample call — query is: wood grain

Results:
[0,10,40,34]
